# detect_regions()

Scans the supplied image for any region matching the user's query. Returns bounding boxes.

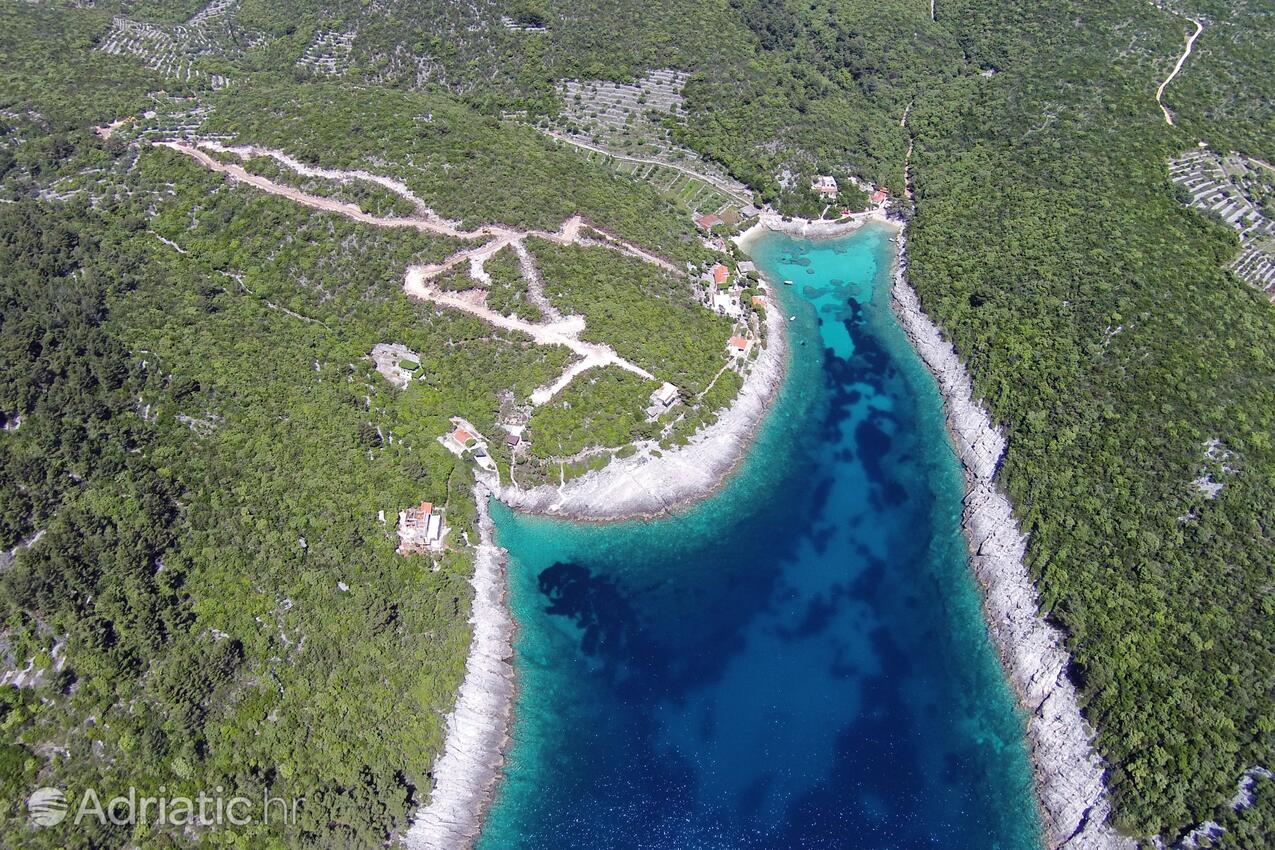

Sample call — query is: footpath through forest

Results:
[1151,5,1205,126]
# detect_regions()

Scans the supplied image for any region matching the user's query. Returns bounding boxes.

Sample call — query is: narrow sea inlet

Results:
[477,225,1042,849]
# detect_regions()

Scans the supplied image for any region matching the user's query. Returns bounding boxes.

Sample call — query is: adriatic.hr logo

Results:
[20,784,303,828]
[26,786,68,826]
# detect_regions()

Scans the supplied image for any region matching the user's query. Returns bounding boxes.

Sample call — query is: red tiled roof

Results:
[712,264,729,284]
[696,213,722,228]
[420,501,433,514]
[453,429,472,443]
[729,335,750,350]
[871,189,889,203]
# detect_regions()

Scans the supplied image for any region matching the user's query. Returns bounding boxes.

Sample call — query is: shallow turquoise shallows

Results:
[477,225,1042,850]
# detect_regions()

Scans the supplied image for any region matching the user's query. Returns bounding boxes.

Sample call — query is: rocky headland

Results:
[403,487,515,850]
[495,301,788,521]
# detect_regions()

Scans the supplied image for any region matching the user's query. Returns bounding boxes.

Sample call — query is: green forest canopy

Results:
[1,0,1272,846]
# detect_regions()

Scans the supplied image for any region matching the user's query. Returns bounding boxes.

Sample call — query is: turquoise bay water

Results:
[477,225,1042,850]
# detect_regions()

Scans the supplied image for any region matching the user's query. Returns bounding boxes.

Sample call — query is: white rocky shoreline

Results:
[407,211,1131,850]
[494,294,789,521]
[492,210,879,522]
[888,229,1131,850]
[403,487,515,850]
[402,228,794,850]
[740,209,1129,849]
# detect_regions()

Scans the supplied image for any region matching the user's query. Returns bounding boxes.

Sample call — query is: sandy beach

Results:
[144,124,1124,850]
[736,208,886,243]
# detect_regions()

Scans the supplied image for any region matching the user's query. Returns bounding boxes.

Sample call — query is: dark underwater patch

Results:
[854,418,892,480]
[538,561,637,658]
[848,555,888,600]
[485,231,1039,850]
[776,583,851,640]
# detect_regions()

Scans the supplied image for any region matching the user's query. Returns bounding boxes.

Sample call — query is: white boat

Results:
[783,279,793,286]
[788,315,796,321]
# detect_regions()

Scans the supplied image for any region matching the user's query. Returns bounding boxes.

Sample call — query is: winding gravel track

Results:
[157,139,669,404]
[1154,9,1205,126]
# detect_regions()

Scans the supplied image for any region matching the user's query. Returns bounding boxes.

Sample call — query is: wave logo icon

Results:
[27,787,68,827]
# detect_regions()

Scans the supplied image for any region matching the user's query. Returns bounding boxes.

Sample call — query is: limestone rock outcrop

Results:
[498,304,788,521]
[892,234,1131,850]
[403,489,515,850]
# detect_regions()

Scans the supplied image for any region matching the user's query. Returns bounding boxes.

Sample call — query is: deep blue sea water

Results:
[476,225,1042,850]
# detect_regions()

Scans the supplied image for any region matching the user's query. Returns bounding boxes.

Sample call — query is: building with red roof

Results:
[812,175,839,196]
[398,500,446,552]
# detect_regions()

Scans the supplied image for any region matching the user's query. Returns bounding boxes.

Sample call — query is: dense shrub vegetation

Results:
[0,3,739,844]
[484,246,544,322]
[903,0,1274,837]
[526,368,657,460]
[0,125,615,848]
[529,238,734,393]
[1162,0,1274,163]
[2,0,1272,845]
[201,82,710,264]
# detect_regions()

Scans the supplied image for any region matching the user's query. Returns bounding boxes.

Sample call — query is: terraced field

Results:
[95,0,261,88]
[297,28,356,77]
[543,68,754,219]
[1170,147,1275,299]
[565,142,740,215]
